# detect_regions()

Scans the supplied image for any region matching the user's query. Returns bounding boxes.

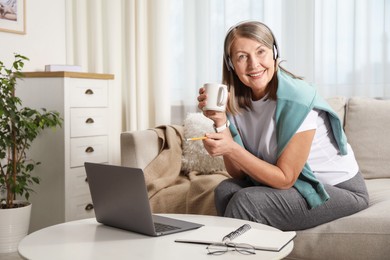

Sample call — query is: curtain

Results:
[169,0,390,123]
[65,0,172,132]
[314,0,390,97]
[66,0,390,129]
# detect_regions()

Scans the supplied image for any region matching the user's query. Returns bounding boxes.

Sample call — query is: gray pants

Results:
[214,172,369,231]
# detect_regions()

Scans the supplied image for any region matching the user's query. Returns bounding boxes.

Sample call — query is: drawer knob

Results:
[85,118,95,124]
[85,203,94,211]
[85,146,94,153]
[85,89,94,95]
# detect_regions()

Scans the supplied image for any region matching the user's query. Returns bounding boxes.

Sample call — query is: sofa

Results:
[121,97,390,260]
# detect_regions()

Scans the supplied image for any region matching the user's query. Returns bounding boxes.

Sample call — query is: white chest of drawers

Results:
[16,72,119,232]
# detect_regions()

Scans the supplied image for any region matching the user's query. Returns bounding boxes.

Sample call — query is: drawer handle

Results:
[85,177,88,182]
[85,147,94,153]
[85,118,95,124]
[85,89,94,95]
[85,203,94,211]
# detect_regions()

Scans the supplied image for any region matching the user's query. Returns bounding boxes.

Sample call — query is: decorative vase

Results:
[0,202,32,253]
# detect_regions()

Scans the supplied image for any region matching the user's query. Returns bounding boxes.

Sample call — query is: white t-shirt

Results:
[232,96,358,186]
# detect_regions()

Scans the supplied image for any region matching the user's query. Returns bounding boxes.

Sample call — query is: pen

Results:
[186,136,208,141]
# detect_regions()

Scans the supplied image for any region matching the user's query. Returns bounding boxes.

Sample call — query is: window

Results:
[168,0,390,123]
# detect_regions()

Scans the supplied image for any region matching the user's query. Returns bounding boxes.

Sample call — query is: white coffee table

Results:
[18,214,294,260]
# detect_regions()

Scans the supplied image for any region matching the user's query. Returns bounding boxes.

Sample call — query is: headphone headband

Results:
[223,21,279,71]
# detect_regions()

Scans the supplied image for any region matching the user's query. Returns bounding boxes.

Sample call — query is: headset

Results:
[223,21,280,71]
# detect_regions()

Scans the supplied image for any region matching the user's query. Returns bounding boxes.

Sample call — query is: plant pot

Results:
[0,202,32,253]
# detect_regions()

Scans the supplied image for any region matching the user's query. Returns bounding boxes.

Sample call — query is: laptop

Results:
[84,162,203,236]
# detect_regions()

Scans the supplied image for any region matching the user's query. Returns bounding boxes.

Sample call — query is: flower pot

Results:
[0,202,32,253]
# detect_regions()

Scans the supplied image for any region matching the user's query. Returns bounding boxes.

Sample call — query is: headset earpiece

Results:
[228,58,234,71]
[223,52,234,71]
[273,44,278,60]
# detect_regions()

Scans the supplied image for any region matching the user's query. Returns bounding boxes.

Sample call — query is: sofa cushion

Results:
[326,96,347,126]
[121,129,160,169]
[182,113,226,174]
[287,178,390,260]
[345,97,390,179]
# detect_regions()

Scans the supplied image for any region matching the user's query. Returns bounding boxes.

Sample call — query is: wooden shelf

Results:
[21,71,114,80]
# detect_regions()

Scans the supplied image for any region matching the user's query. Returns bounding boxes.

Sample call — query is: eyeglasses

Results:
[206,242,256,255]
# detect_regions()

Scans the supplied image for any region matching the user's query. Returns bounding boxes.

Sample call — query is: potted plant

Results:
[0,53,63,253]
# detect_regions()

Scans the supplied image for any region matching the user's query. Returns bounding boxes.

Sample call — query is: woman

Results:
[197,21,369,231]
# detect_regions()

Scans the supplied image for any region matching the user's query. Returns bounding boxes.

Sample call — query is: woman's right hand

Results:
[197,87,227,127]
[197,87,207,111]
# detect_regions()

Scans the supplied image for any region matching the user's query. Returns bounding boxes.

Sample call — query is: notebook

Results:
[175,224,296,252]
[84,162,203,236]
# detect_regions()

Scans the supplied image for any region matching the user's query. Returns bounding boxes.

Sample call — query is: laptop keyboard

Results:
[154,222,180,232]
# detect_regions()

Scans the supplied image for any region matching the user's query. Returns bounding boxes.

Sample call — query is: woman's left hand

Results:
[202,130,234,157]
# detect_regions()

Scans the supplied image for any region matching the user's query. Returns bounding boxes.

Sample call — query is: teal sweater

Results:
[228,69,348,209]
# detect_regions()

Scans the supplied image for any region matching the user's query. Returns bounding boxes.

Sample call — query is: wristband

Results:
[213,120,230,133]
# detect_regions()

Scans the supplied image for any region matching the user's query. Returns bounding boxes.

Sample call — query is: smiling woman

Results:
[229,37,275,100]
[194,20,369,232]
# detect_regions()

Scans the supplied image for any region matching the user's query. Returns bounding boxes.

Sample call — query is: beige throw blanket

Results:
[144,124,184,199]
[144,125,230,215]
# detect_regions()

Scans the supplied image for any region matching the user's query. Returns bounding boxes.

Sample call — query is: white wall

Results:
[0,0,66,71]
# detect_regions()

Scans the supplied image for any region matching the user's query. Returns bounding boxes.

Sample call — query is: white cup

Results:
[203,83,228,112]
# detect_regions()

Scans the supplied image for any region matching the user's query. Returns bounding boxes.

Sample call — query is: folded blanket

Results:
[144,124,231,215]
[186,171,231,215]
[144,125,184,199]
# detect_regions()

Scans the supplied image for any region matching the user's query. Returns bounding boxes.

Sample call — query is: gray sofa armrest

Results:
[120,129,161,169]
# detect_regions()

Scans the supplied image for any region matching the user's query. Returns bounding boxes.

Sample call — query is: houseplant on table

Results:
[0,53,62,253]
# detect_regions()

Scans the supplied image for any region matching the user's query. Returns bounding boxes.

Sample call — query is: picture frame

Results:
[0,0,25,34]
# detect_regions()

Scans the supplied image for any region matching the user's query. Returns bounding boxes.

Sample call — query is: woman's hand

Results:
[197,86,247,179]
[197,87,208,111]
[203,130,247,180]
[202,130,233,157]
[197,87,227,127]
